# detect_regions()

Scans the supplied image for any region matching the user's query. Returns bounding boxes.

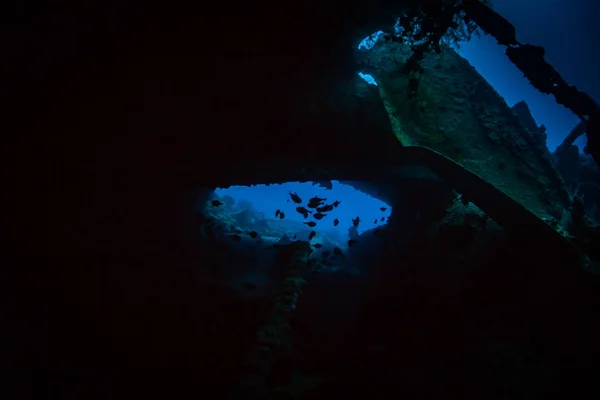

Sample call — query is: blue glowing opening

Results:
[358,72,378,86]
[211,181,391,249]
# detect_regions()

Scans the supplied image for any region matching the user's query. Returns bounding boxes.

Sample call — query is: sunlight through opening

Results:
[208,180,392,252]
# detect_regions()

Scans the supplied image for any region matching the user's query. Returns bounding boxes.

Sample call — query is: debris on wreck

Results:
[552,118,600,224]
[353,19,600,270]
[355,1,595,235]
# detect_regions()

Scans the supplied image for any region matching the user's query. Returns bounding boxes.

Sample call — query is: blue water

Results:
[215,181,391,239]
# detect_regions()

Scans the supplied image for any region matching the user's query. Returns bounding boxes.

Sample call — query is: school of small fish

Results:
[211,188,390,269]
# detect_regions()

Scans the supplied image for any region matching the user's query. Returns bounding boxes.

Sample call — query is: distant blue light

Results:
[214,181,391,241]
[358,31,384,51]
[358,72,378,86]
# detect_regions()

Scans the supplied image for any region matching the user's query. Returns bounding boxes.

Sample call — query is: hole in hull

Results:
[195,180,393,297]
[211,180,391,248]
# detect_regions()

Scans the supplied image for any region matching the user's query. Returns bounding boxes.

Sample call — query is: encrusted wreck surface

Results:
[362,42,572,221]
[28,2,600,399]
